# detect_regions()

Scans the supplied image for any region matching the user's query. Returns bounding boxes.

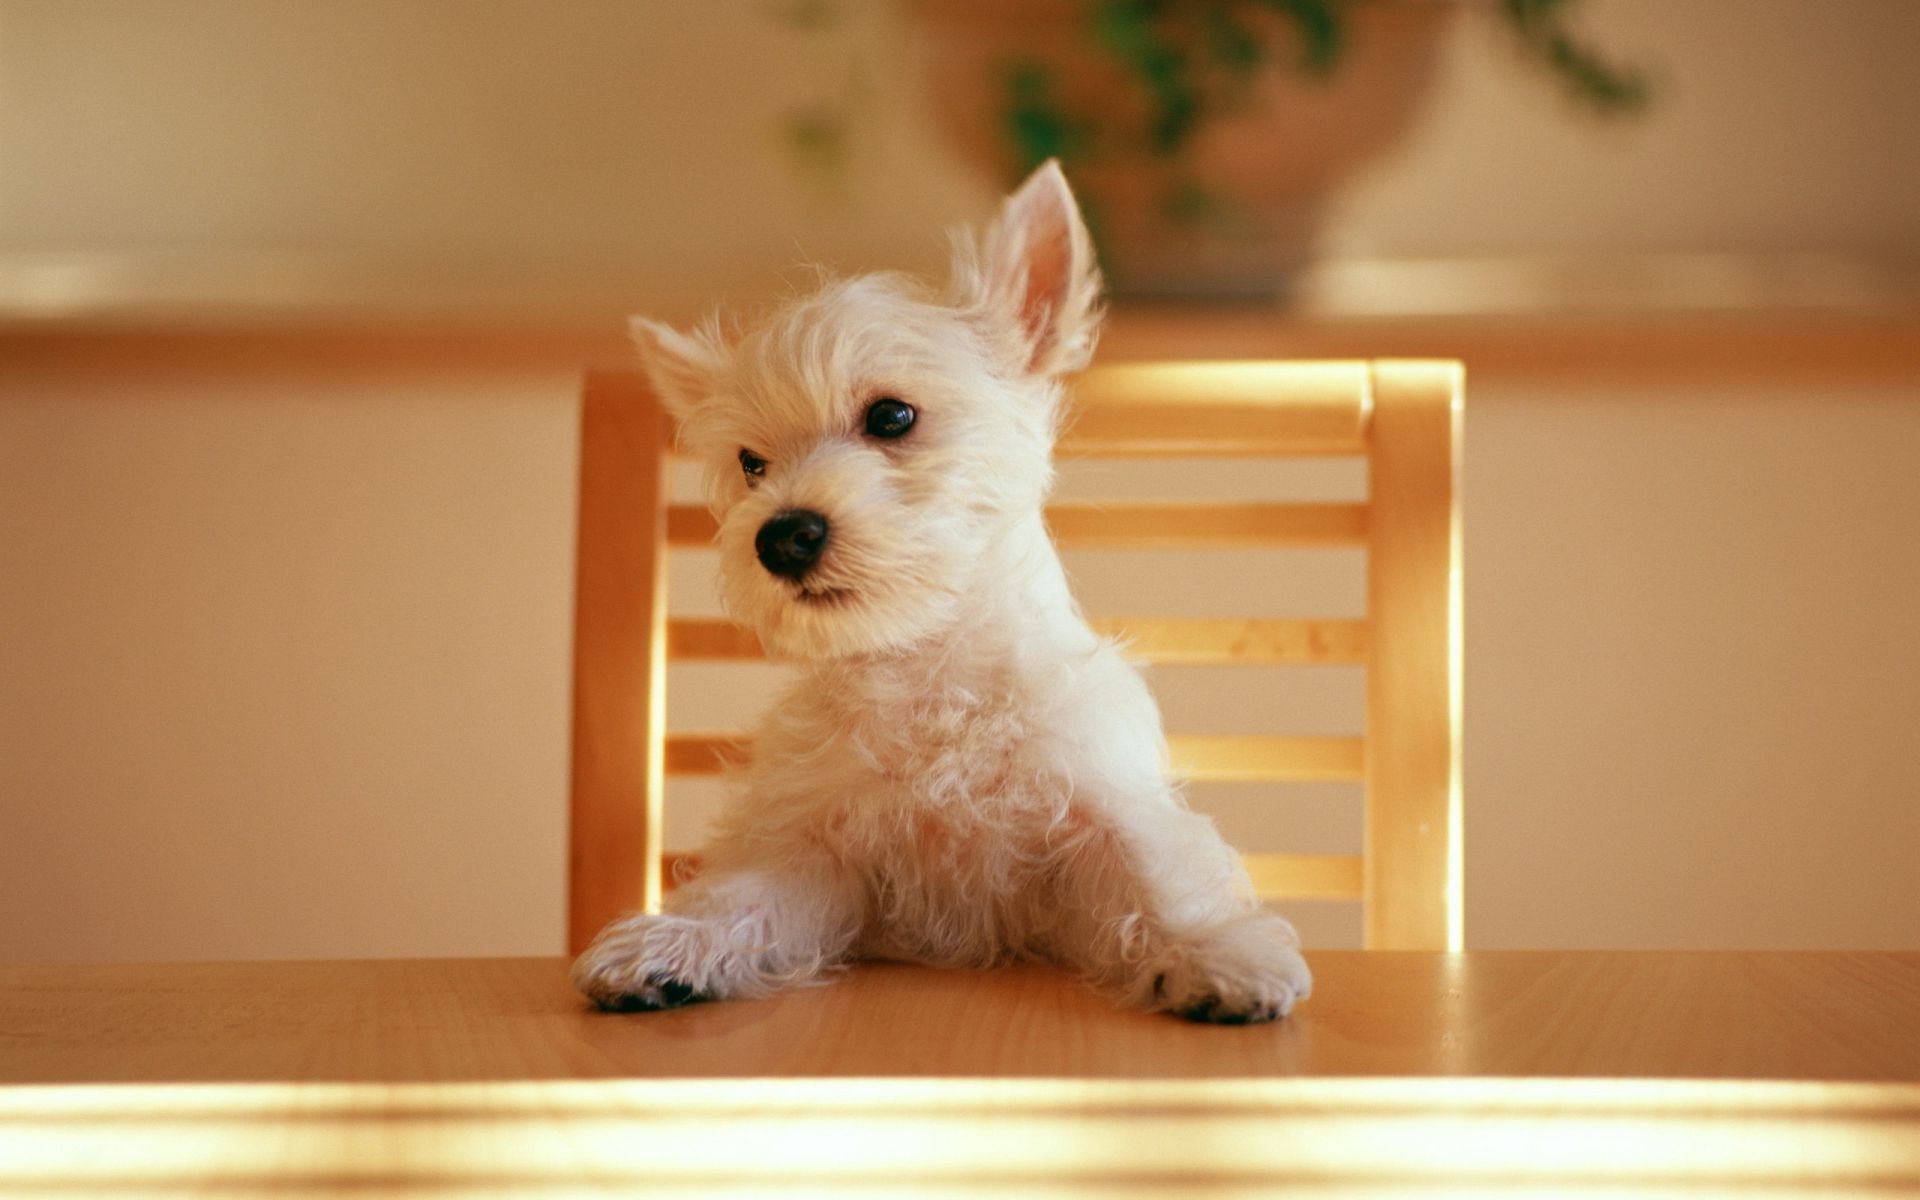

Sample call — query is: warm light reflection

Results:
[646,524,668,917]
[1063,359,1374,457]
[1446,368,1467,954]
[1,1077,1914,1195]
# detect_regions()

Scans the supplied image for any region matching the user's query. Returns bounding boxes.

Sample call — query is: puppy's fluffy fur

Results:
[572,162,1311,1022]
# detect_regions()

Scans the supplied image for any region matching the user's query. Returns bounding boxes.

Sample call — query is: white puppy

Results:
[572,161,1311,1022]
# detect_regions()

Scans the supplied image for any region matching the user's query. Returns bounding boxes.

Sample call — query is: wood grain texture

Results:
[1099,616,1367,664]
[668,616,1367,665]
[1364,361,1464,952]
[1242,853,1365,899]
[568,370,667,955]
[656,360,1370,460]
[5,954,1919,1084]
[1041,501,1368,548]
[664,732,741,775]
[667,617,765,659]
[656,851,1360,902]
[667,501,1369,549]
[1097,306,1920,384]
[1170,733,1365,782]
[665,732,1364,783]
[10,306,1920,387]
[1059,359,1371,456]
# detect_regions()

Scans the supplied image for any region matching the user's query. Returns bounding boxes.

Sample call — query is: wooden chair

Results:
[569,359,1463,954]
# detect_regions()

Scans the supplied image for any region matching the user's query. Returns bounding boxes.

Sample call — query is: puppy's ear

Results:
[629,316,725,420]
[959,159,1103,378]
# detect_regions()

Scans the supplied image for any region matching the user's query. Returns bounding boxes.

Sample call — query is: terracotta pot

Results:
[911,0,1456,299]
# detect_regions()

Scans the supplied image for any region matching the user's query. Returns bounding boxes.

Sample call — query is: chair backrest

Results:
[569,359,1463,954]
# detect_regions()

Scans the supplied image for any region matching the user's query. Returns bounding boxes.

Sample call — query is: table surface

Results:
[5,950,1919,1084]
[6,952,1919,1197]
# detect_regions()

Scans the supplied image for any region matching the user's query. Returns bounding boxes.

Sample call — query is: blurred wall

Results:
[1465,376,1920,950]
[2,0,1917,961]
[0,354,579,961]
[3,0,1918,293]
[0,0,987,309]
[1329,0,1920,259]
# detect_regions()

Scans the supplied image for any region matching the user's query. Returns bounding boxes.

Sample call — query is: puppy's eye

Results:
[739,449,766,480]
[863,397,916,440]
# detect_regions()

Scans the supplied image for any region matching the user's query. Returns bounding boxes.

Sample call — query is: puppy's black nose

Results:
[756,509,829,579]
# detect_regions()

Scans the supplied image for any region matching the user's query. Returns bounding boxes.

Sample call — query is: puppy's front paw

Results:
[1147,914,1313,1024]
[1153,962,1305,1024]
[590,973,705,1013]
[571,914,714,1013]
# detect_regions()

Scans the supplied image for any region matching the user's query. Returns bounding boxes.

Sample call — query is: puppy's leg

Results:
[1047,801,1312,1024]
[572,849,862,1011]
[1131,906,1312,1024]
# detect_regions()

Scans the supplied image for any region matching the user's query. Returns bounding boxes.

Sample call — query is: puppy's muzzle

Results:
[756,509,829,579]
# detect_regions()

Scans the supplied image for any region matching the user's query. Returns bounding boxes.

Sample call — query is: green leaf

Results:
[1093,0,1163,66]
[1497,0,1652,114]
[1003,62,1085,175]
[1204,5,1265,83]
[781,110,845,174]
[1262,0,1345,75]
[765,0,840,32]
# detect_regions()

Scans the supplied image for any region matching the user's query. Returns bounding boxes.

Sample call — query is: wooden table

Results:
[4,952,1919,1196]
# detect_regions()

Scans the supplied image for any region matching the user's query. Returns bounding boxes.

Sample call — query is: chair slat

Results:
[1045,503,1368,548]
[1100,617,1365,664]
[1170,734,1365,782]
[662,360,1372,461]
[666,502,1366,549]
[665,732,1363,783]
[1365,361,1465,952]
[667,619,763,659]
[665,733,739,776]
[660,850,1363,901]
[667,616,1365,665]
[570,370,670,953]
[1061,360,1372,457]
[1243,852,1365,900]
[666,506,714,546]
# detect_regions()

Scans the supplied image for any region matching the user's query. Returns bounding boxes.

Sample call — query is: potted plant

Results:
[909,0,1649,298]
